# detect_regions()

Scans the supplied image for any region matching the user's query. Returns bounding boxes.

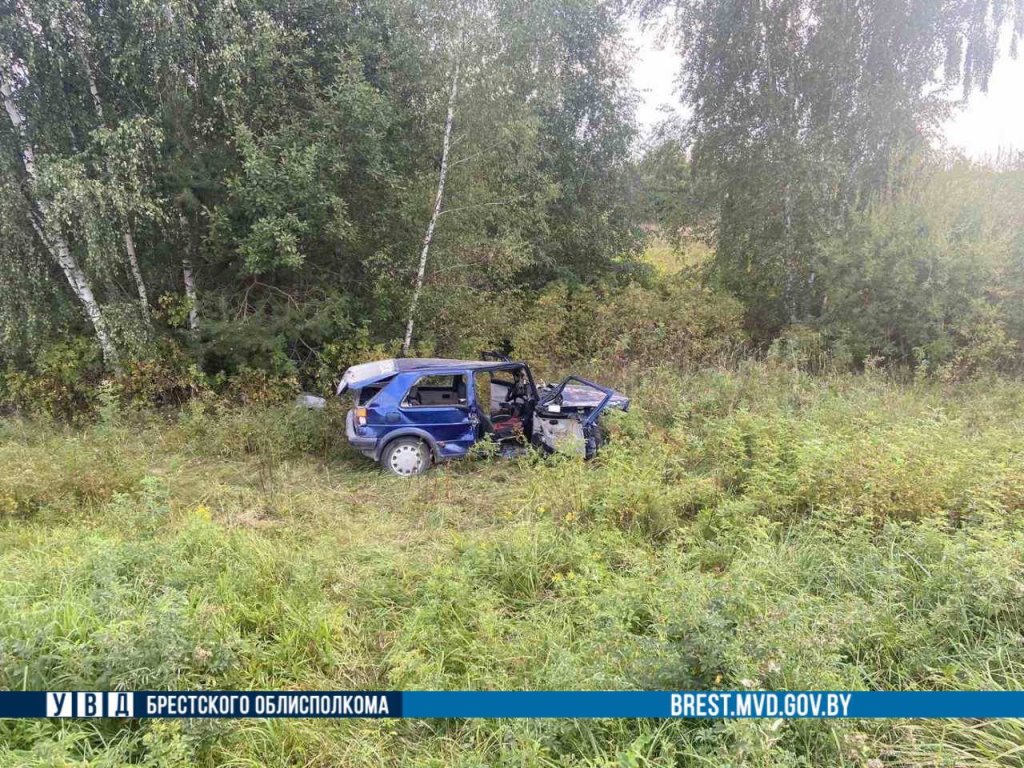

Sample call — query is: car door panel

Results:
[396,372,476,458]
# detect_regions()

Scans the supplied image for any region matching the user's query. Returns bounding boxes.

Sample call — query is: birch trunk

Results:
[180,213,199,332]
[1,69,121,370]
[122,228,150,321]
[183,259,199,332]
[79,40,151,323]
[402,61,459,356]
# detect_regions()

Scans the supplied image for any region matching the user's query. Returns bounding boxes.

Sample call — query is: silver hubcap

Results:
[389,443,425,475]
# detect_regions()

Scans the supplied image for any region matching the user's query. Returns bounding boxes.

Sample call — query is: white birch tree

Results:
[0,58,120,370]
[402,60,459,355]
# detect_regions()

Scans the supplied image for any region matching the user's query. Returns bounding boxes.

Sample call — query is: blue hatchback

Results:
[337,357,628,476]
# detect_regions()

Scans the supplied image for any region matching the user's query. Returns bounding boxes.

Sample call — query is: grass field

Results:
[2,362,1024,766]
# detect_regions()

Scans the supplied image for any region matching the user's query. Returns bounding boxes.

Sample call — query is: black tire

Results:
[381,437,432,477]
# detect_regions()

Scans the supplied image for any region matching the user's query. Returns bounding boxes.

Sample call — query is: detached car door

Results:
[397,372,477,460]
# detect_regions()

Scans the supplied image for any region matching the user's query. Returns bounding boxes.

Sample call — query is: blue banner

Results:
[403,691,1024,719]
[1,691,1024,719]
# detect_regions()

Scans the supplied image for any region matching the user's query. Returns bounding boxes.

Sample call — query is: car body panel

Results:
[349,370,472,462]
[389,370,477,460]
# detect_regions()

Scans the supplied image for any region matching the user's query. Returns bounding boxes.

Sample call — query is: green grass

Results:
[2,363,1024,765]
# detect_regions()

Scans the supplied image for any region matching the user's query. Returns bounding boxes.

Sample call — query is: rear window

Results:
[351,377,392,406]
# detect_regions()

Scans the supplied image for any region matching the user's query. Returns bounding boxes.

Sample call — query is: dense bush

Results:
[511,276,746,379]
[0,338,104,420]
[1,0,641,387]
[815,164,1024,373]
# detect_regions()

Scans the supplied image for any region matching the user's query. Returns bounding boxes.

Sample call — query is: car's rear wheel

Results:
[381,437,432,477]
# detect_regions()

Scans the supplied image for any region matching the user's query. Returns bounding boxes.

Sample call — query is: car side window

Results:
[401,374,468,408]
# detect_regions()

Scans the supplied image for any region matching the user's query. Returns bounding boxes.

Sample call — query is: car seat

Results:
[478,408,522,441]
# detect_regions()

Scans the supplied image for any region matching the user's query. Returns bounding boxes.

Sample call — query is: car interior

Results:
[474,367,532,441]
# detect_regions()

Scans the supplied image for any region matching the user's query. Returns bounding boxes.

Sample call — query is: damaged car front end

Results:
[533,376,630,459]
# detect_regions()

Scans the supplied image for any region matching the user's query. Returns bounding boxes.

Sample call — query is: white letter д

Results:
[109,692,134,717]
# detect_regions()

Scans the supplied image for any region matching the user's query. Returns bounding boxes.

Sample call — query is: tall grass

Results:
[1,363,1023,765]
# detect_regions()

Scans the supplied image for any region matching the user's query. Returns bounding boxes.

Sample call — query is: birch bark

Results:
[179,213,199,332]
[183,260,199,332]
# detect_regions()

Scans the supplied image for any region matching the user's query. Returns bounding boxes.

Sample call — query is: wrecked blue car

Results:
[337,357,629,476]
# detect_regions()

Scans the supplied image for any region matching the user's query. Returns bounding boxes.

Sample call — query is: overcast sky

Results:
[627,21,1024,161]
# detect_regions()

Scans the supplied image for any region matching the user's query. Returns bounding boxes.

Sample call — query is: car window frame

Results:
[399,372,471,410]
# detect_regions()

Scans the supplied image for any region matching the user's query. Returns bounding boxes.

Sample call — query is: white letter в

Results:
[671,694,682,716]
